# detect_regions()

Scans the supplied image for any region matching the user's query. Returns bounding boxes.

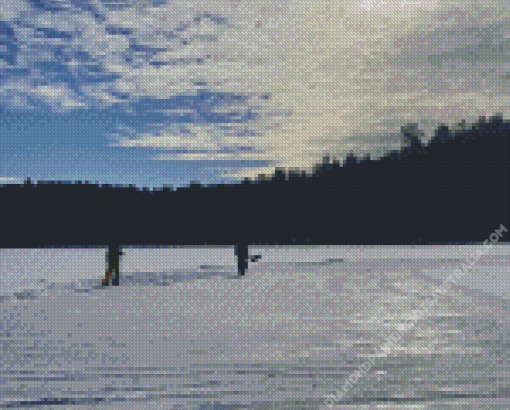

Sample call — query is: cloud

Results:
[0,177,26,184]
[353,0,439,13]
[0,0,508,181]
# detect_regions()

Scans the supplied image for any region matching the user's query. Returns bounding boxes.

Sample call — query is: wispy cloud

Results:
[0,177,25,184]
[0,0,508,183]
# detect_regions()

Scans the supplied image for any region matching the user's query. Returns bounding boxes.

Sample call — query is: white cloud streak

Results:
[1,0,508,180]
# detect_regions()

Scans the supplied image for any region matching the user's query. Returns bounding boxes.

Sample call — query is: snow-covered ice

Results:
[0,246,508,409]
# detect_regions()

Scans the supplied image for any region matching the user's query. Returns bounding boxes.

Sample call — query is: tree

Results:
[400,123,425,147]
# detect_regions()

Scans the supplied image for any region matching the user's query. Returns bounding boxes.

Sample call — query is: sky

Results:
[0,0,508,189]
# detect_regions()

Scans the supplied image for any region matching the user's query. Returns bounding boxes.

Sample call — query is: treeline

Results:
[1,114,508,247]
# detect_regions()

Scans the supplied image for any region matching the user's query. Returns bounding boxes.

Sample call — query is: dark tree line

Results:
[1,114,508,248]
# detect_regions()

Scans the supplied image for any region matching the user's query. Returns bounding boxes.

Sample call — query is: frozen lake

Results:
[0,245,508,409]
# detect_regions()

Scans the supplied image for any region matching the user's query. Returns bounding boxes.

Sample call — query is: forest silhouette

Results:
[1,114,508,282]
